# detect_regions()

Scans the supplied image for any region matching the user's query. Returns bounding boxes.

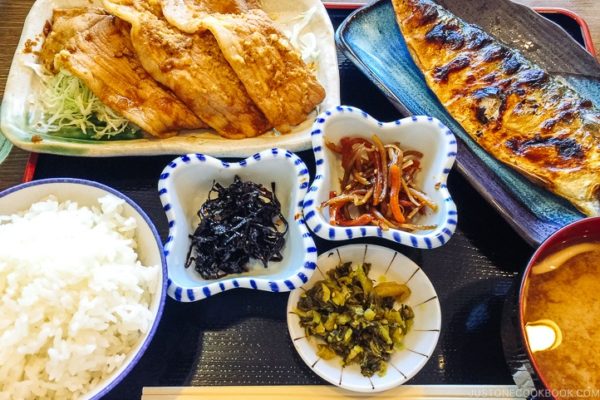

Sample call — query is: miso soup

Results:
[524,245,600,399]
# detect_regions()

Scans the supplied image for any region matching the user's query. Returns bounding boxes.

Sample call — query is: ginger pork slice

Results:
[103,0,272,139]
[39,8,107,74]
[56,14,205,137]
[160,0,260,33]
[198,9,326,133]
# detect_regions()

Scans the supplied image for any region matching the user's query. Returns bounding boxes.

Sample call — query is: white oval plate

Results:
[0,0,340,157]
[287,243,441,392]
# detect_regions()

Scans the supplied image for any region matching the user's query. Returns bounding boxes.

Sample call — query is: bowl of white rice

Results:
[0,178,166,400]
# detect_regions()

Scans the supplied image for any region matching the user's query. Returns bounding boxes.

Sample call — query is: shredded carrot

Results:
[322,134,438,231]
[337,214,375,226]
[388,164,405,224]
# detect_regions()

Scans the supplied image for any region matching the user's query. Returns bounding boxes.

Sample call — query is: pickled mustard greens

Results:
[296,262,414,377]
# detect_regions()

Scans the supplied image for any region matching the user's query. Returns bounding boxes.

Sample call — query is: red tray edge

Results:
[22,152,38,183]
[21,4,597,183]
[532,7,596,56]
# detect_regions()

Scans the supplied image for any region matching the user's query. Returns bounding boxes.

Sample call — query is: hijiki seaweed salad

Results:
[186,176,288,280]
[296,262,414,377]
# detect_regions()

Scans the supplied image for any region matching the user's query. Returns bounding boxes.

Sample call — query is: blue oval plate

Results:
[336,0,600,245]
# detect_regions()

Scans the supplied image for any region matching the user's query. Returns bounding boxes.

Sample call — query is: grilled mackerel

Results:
[392,0,600,216]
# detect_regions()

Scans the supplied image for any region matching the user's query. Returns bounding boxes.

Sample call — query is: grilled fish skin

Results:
[392,0,600,216]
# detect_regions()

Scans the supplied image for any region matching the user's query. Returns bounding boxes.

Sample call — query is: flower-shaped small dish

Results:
[158,148,317,302]
[303,106,458,249]
[287,243,441,392]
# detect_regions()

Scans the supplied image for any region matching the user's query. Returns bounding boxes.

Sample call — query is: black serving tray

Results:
[28,7,589,399]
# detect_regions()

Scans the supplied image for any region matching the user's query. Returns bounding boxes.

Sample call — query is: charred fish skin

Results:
[392,0,600,216]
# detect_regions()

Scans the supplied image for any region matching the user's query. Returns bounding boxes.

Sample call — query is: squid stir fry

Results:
[324,135,437,231]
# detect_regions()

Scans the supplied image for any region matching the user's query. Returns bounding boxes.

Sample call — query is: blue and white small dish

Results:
[158,148,318,302]
[303,106,458,249]
[287,244,441,392]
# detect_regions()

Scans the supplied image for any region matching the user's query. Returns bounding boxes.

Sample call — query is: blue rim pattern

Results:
[158,149,317,302]
[0,178,167,400]
[303,106,458,249]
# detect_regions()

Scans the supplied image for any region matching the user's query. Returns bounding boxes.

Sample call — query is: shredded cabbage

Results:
[282,6,320,67]
[31,69,139,140]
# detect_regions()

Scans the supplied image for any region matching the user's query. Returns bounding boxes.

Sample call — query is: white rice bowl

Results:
[0,183,164,400]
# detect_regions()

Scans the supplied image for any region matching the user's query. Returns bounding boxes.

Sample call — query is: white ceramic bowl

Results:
[303,106,458,249]
[287,244,441,392]
[158,148,318,302]
[0,178,167,400]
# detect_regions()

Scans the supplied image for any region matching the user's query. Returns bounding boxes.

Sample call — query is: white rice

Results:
[0,195,160,399]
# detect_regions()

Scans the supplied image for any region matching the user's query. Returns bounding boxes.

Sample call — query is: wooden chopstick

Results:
[142,385,522,399]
